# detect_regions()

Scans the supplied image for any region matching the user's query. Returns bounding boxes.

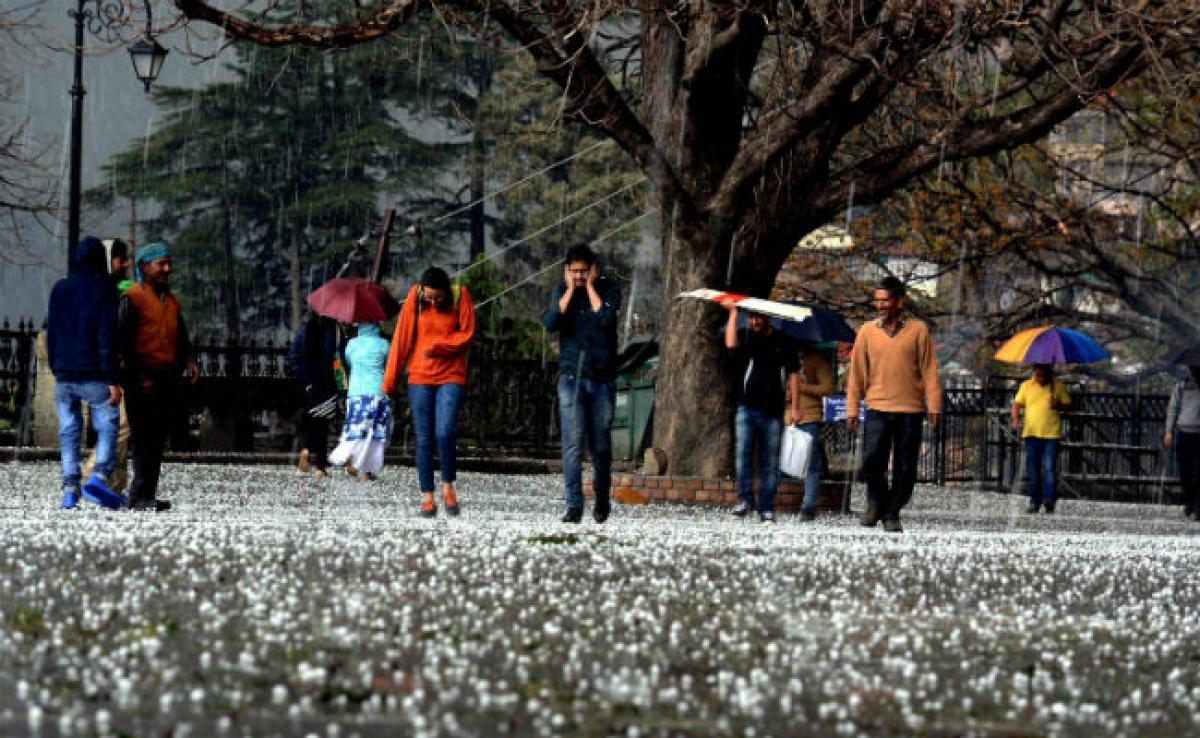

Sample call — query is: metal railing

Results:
[0,320,37,441]
[0,321,1182,499]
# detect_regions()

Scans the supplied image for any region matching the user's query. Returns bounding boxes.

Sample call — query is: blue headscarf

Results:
[135,241,171,283]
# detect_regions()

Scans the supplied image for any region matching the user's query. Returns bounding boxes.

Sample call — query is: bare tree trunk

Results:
[290,219,302,332]
[653,222,736,477]
[221,199,241,345]
[639,5,766,477]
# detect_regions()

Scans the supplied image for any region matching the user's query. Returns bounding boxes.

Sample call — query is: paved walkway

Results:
[0,461,1197,736]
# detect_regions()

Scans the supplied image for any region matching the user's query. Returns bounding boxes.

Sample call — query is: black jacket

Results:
[542,277,622,382]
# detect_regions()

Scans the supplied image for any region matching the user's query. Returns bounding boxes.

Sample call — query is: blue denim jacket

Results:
[542,277,621,382]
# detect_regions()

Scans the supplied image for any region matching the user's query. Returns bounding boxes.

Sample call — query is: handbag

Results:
[780,424,813,478]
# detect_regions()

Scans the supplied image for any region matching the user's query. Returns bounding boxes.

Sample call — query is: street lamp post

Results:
[66,0,168,272]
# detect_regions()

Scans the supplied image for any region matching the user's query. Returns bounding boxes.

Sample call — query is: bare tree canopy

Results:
[0,5,57,261]
[171,0,1200,475]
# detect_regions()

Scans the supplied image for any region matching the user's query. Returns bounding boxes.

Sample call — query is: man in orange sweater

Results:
[846,277,942,533]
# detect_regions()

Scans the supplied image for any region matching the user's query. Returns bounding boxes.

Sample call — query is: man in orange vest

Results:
[118,242,199,511]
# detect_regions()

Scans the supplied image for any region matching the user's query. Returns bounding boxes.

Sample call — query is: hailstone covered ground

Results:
[0,461,1198,737]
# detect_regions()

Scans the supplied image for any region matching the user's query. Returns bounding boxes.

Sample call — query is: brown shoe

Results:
[298,449,311,473]
[883,518,903,533]
[860,505,881,527]
[346,461,358,479]
[442,486,460,516]
[420,493,437,518]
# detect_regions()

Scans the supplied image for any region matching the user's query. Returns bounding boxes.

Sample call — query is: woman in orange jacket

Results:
[383,267,476,517]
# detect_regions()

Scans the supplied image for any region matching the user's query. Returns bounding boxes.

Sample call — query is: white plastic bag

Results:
[780,425,813,478]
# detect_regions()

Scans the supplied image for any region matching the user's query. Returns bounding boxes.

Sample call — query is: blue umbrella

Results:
[737,302,855,344]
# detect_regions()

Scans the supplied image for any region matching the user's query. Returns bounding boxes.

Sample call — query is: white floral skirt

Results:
[328,394,392,475]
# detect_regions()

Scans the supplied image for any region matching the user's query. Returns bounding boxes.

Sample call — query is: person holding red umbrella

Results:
[290,312,341,478]
[307,274,401,480]
[383,267,476,517]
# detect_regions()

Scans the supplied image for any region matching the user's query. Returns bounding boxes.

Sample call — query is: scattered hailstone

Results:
[0,463,1197,734]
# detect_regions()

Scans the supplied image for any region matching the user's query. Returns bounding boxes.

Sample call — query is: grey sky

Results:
[1,0,229,322]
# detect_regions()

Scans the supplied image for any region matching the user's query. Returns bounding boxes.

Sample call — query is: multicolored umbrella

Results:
[994,325,1109,365]
[306,277,400,324]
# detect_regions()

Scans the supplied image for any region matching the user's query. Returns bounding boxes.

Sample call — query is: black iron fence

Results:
[821,378,1177,500]
[0,320,37,438]
[187,340,558,453]
[0,320,1182,500]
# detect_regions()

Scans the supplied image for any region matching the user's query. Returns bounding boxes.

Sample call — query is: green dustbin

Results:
[612,336,658,461]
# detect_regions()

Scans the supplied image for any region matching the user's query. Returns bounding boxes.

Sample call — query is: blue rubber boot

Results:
[61,489,80,510]
[82,476,128,511]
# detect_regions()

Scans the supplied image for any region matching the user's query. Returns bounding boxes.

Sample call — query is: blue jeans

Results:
[797,422,825,515]
[735,405,783,512]
[408,383,466,492]
[558,376,614,509]
[1024,437,1059,505]
[55,380,120,492]
[862,410,924,519]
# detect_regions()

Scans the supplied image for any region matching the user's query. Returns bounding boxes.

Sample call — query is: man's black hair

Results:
[109,239,129,259]
[878,275,906,299]
[564,243,597,267]
[420,266,454,313]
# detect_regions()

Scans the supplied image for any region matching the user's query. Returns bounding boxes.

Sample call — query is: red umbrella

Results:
[306,278,400,323]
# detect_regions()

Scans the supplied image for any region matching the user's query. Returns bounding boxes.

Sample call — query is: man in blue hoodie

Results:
[46,236,125,510]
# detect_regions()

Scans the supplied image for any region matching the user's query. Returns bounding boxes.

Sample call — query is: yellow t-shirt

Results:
[1014,379,1071,439]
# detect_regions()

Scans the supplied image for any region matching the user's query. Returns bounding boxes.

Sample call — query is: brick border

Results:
[588,473,848,513]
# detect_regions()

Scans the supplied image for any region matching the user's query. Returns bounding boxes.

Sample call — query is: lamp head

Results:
[128,38,168,93]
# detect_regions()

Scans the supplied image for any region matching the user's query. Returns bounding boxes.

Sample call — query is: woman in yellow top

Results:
[1011,364,1071,514]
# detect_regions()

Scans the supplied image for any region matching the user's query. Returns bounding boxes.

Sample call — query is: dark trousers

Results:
[1178,431,1200,514]
[862,410,925,519]
[302,384,335,471]
[302,415,330,471]
[125,376,183,503]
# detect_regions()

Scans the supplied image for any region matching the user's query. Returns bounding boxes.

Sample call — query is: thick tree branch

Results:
[173,0,423,46]
[476,0,697,224]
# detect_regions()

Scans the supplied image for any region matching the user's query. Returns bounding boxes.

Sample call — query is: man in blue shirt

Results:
[542,244,622,524]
